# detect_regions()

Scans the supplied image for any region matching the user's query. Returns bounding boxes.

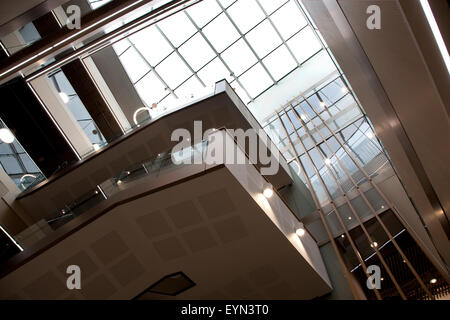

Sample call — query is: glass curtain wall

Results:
[0,120,45,191]
[109,0,322,120]
[263,69,448,300]
[48,70,106,150]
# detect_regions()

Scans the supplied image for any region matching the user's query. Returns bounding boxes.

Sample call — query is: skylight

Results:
[111,0,323,115]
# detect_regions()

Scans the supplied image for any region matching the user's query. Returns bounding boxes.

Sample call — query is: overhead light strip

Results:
[419,0,450,74]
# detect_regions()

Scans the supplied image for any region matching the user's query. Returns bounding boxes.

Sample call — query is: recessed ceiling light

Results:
[381,277,384,281]
[59,91,70,103]
[296,227,305,237]
[0,128,15,144]
[263,186,273,198]
[341,234,345,238]
[370,241,378,248]
[348,216,352,220]
[430,278,437,284]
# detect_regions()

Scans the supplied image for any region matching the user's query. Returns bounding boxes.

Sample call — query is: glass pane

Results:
[287,26,322,64]
[271,1,307,40]
[258,0,287,15]
[119,47,150,82]
[198,58,233,85]
[238,63,273,97]
[112,38,130,56]
[174,76,206,101]
[227,0,265,34]
[135,71,168,106]
[157,12,196,47]
[246,20,282,58]
[203,13,240,53]
[179,33,215,71]
[263,44,297,80]
[222,39,257,76]
[187,0,222,27]
[155,52,192,88]
[129,26,173,66]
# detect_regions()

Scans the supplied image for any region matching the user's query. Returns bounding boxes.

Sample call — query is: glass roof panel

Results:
[155,52,192,88]
[230,80,251,103]
[197,58,233,85]
[186,0,222,27]
[112,39,130,56]
[129,26,173,66]
[258,0,287,15]
[202,13,240,53]
[227,0,265,34]
[239,63,273,97]
[174,76,208,101]
[263,45,297,80]
[222,39,257,76]
[271,0,307,40]
[134,71,167,106]
[157,12,196,47]
[118,47,150,82]
[246,20,282,58]
[287,26,322,63]
[218,0,236,9]
[179,33,216,71]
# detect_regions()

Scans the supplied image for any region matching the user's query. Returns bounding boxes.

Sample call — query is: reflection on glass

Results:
[48,70,106,146]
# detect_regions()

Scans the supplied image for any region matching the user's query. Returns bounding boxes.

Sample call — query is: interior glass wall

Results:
[0,120,45,191]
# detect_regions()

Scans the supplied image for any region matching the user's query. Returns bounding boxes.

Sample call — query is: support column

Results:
[61,59,124,142]
[29,75,94,157]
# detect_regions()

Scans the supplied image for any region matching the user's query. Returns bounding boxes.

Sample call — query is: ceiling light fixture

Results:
[419,0,450,73]
[263,186,274,198]
[370,241,378,248]
[296,225,306,237]
[59,92,70,103]
[0,128,15,144]
[430,278,437,284]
